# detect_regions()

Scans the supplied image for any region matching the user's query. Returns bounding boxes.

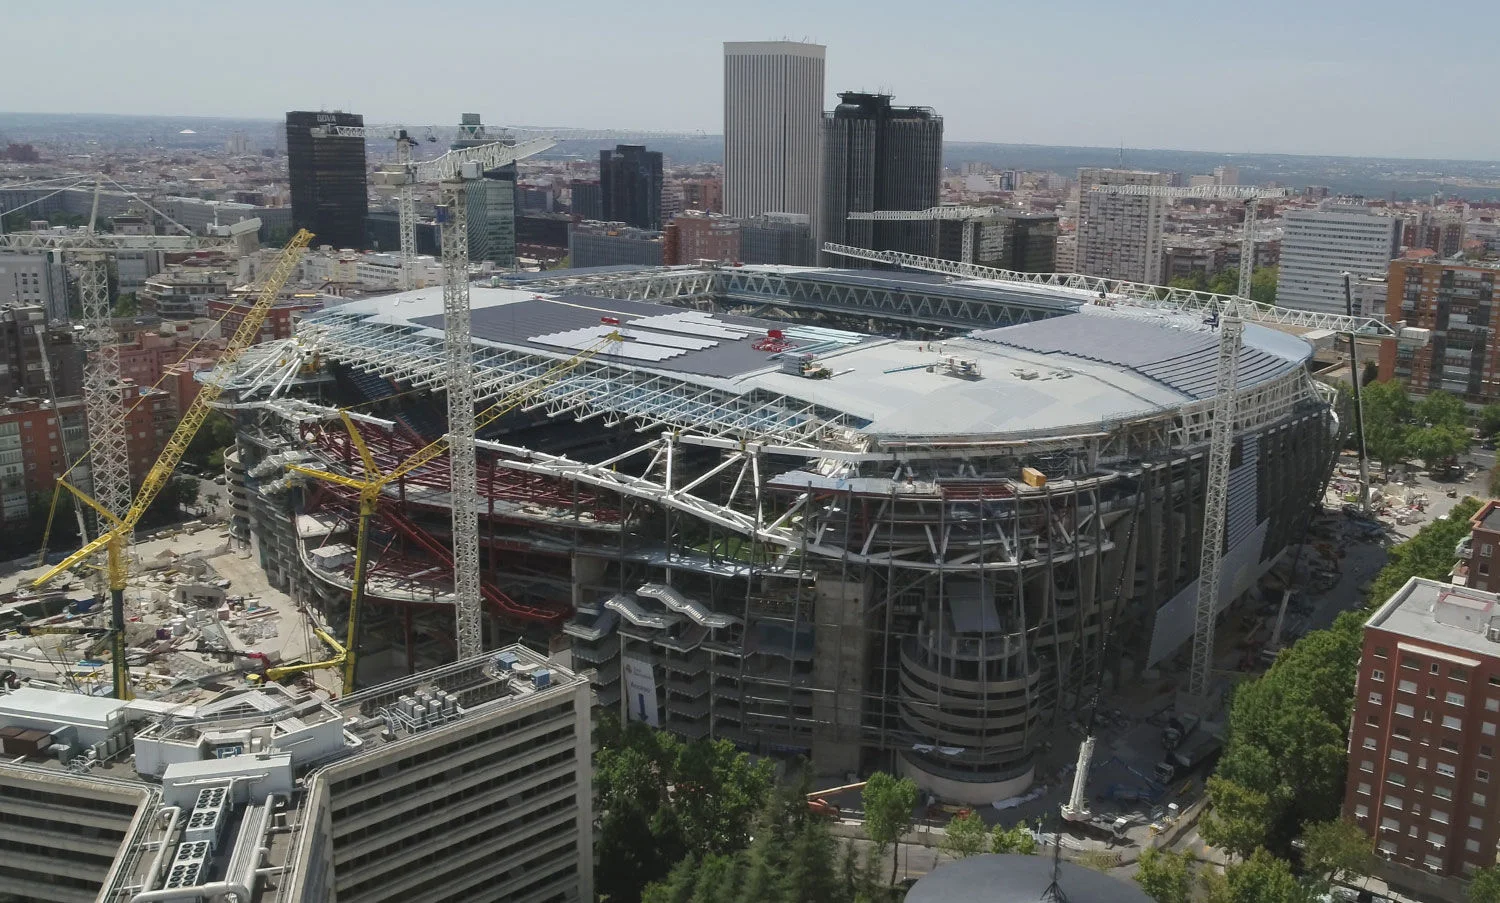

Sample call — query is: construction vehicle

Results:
[1162,712,1201,750]
[286,328,623,691]
[805,780,866,820]
[29,229,313,700]
[1154,728,1224,784]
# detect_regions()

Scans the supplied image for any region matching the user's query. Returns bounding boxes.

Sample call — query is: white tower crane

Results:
[367,139,558,659]
[0,183,259,533]
[846,206,1009,264]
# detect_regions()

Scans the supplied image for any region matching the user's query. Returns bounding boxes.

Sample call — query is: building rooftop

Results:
[299,266,1313,441]
[1367,577,1500,660]
[906,853,1153,903]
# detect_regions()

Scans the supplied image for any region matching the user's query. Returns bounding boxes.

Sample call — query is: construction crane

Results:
[846,206,1010,264]
[28,229,312,700]
[0,182,261,538]
[286,330,622,690]
[821,243,1426,710]
[1083,183,1291,300]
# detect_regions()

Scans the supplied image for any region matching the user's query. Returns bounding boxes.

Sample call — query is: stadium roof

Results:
[299,269,1314,441]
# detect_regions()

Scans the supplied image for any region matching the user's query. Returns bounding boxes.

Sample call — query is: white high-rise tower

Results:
[723,41,825,227]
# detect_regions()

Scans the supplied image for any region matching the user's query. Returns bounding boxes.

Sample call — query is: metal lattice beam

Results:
[77,253,131,530]
[438,181,483,661]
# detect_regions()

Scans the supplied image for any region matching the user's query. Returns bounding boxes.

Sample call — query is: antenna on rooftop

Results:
[1040,816,1068,903]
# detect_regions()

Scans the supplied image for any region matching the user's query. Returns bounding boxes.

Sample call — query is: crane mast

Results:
[77,251,132,531]
[438,170,483,660]
[395,132,417,290]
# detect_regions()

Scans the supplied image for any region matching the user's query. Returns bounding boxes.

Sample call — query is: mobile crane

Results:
[29,229,313,700]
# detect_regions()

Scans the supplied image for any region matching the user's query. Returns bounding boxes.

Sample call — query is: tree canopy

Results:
[1205,848,1313,903]
[595,718,774,902]
[1470,864,1500,903]
[1134,846,1195,903]
[1167,267,1277,305]
[939,810,987,858]
[1300,818,1374,892]
[862,772,919,885]
[1356,382,1471,471]
[1479,404,1500,438]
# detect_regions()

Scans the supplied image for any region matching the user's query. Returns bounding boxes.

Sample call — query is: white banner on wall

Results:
[622,656,660,728]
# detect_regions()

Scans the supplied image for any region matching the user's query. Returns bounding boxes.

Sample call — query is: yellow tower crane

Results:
[288,329,622,692]
[31,229,315,700]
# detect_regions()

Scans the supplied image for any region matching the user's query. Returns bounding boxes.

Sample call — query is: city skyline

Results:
[8,0,1500,161]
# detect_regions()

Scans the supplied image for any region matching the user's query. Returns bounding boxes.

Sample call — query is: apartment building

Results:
[1278,206,1401,315]
[569,221,664,268]
[141,268,237,319]
[1455,502,1500,593]
[1076,169,1170,283]
[1379,257,1500,402]
[1344,577,1500,895]
[206,291,326,342]
[0,304,84,398]
[0,251,66,320]
[664,210,740,264]
[739,212,814,266]
[0,647,594,903]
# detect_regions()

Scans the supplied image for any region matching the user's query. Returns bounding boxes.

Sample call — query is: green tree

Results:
[1300,818,1374,891]
[1470,864,1500,903]
[1206,848,1312,903]
[1249,267,1278,305]
[940,810,988,858]
[1134,846,1195,903]
[1367,496,1481,604]
[184,411,237,470]
[1361,360,1379,387]
[1359,379,1413,470]
[1479,404,1500,438]
[1408,423,1469,471]
[1489,466,1500,498]
[988,822,1037,855]
[594,718,774,903]
[1201,776,1274,861]
[113,292,140,317]
[1418,389,1469,430]
[862,772,918,885]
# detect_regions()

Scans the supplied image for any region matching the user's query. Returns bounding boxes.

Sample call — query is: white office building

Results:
[1277,206,1401,315]
[0,646,594,903]
[1076,168,1170,284]
[723,41,825,229]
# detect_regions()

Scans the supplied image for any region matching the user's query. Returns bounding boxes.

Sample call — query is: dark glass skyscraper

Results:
[599,145,663,230]
[819,93,943,263]
[285,111,369,249]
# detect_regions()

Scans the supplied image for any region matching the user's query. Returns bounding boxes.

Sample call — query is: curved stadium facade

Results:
[224,264,1338,803]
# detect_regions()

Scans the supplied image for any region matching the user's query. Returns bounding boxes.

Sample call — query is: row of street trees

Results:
[1167,267,1279,305]
[1360,382,1472,472]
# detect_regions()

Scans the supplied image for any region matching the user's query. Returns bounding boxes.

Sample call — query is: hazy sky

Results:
[8,0,1500,159]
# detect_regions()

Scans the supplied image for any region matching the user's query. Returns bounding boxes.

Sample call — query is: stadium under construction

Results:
[218,263,1340,804]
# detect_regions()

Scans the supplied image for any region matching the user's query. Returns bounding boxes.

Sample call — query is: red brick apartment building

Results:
[1379,257,1500,403]
[1454,501,1500,593]
[1345,577,1500,893]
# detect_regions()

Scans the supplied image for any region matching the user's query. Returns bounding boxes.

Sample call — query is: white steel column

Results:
[78,252,131,530]
[396,133,416,290]
[1238,201,1257,301]
[439,177,483,660]
[1189,313,1243,700]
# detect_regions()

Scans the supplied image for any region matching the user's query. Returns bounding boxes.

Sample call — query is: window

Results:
[1394,727,1412,741]
[1399,680,1418,694]
[1389,773,1408,787]
[1355,804,1369,818]
[1379,839,1398,855]
[1441,738,1460,753]
[1433,786,1453,801]
[1376,646,1389,658]
[1485,544,1494,558]
[1385,794,1404,809]
[1358,782,1372,796]
[1381,816,1401,832]
[1484,745,1495,759]
[1474,816,1487,830]
[1404,659,1421,671]
[1431,810,1449,825]
[1448,692,1467,706]
[1486,723,1497,736]
[1488,698,1499,712]
[1437,762,1457,778]
[1453,667,1469,681]
[1474,792,1487,807]
[1426,854,1444,871]
[1468,839,1482,853]
[1433,663,1443,676]
[1368,714,1382,727]
[1430,831,1447,847]
[1372,669,1386,682]
[1490,676,1500,687]
[1481,770,1492,783]
[1418,756,1429,770]
[1364,737,1378,750]
[1361,759,1376,772]
[1371,692,1386,706]
[1443,715,1463,730]
[1391,749,1410,764]
[1397,703,1416,718]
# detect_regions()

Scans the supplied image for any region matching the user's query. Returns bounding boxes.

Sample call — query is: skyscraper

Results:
[285,111,369,249]
[818,93,943,263]
[723,42,825,226]
[1278,204,1400,315]
[1076,168,1170,283]
[599,144,663,230]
